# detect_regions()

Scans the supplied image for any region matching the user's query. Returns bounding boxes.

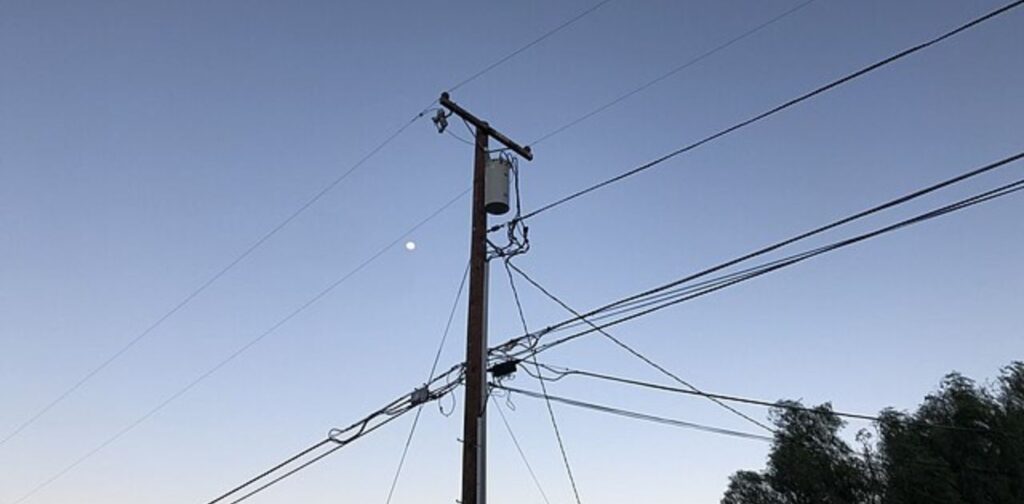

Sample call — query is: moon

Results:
[404,241,416,251]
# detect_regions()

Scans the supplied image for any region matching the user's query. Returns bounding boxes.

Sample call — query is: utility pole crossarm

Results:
[439,93,534,161]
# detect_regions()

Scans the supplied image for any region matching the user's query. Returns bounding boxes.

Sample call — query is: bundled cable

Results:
[206,364,464,504]
[488,151,1024,362]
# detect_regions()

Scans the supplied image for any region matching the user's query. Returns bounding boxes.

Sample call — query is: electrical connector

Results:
[488,359,519,379]
[410,385,430,405]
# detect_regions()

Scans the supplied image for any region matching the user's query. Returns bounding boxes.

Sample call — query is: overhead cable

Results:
[503,262,585,504]
[0,107,434,451]
[497,384,772,442]
[529,363,998,433]
[511,165,1024,360]
[206,154,1024,503]
[3,0,615,453]
[504,0,1024,227]
[383,262,470,504]
[492,396,554,504]
[11,189,470,504]
[489,151,1024,356]
[529,0,819,146]
[507,262,774,433]
[448,0,617,93]
[206,364,464,504]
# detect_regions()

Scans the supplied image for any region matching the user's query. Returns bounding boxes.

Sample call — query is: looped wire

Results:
[488,154,531,261]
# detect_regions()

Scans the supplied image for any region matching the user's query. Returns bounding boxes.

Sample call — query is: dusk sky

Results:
[2,1,1022,503]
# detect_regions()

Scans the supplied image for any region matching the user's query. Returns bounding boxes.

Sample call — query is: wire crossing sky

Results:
[203,153,1024,503]
[0,0,615,452]
[504,158,1024,361]
[511,0,1024,225]
[2,1,1022,503]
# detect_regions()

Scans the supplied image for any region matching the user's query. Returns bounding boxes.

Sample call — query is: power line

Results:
[490,150,1024,355]
[206,364,464,504]
[3,0,615,452]
[528,363,997,434]
[25,1,1015,496]
[531,363,877,421]
[205,155,1023,502]
[11,189,470,504]
[503,261,585,504]
[382,407,425,504]
[447,0,616,93]
[0,107,433,450]
[108,7,623,497]
[506,261,774,433]
[491,396,553,504]
[502,382,1006,479]
[549,258,801,334]
[497,384,772,442]
[207,438,337,504]
[203,156,1024,503]
[222,442,350,504]
[383,262,470,504]
[501,255,807,341]
[506,0,1024,226]
[529,0,819,146]
[511,165,1024,360]
[428,262,473,380]
[199,6,625,495]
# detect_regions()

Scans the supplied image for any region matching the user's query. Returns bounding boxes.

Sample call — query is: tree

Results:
[996,362,1024,498]
[722,402,872,504]
[877,373,1004,503]
[723,471,783,504]
[721,362,1024,504]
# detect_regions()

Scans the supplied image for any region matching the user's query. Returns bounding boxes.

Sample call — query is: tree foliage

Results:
[722,362,1024,504]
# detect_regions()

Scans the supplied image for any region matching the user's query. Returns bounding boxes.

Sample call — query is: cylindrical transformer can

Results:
[485,157,512,215]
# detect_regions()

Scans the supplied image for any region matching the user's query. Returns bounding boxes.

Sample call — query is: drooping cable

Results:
[491,396,554,504]
[446,129,476,146]
[507,262,774,433]
[497,384,772,442]
[529,363,997,434]
[383,262,470,504]
[503,261,585,504]
[529,0,819,146]
[505,0,1024,226]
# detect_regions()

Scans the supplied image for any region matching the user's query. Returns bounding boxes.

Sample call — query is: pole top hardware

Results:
[439,93,534,161]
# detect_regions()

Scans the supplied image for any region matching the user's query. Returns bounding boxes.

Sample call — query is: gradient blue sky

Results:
[2,1,1022,503]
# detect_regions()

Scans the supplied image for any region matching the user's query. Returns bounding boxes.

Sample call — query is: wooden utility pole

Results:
[438,92,532,504]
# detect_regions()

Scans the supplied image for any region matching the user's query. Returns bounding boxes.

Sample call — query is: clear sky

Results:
[2,0,1022,503]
